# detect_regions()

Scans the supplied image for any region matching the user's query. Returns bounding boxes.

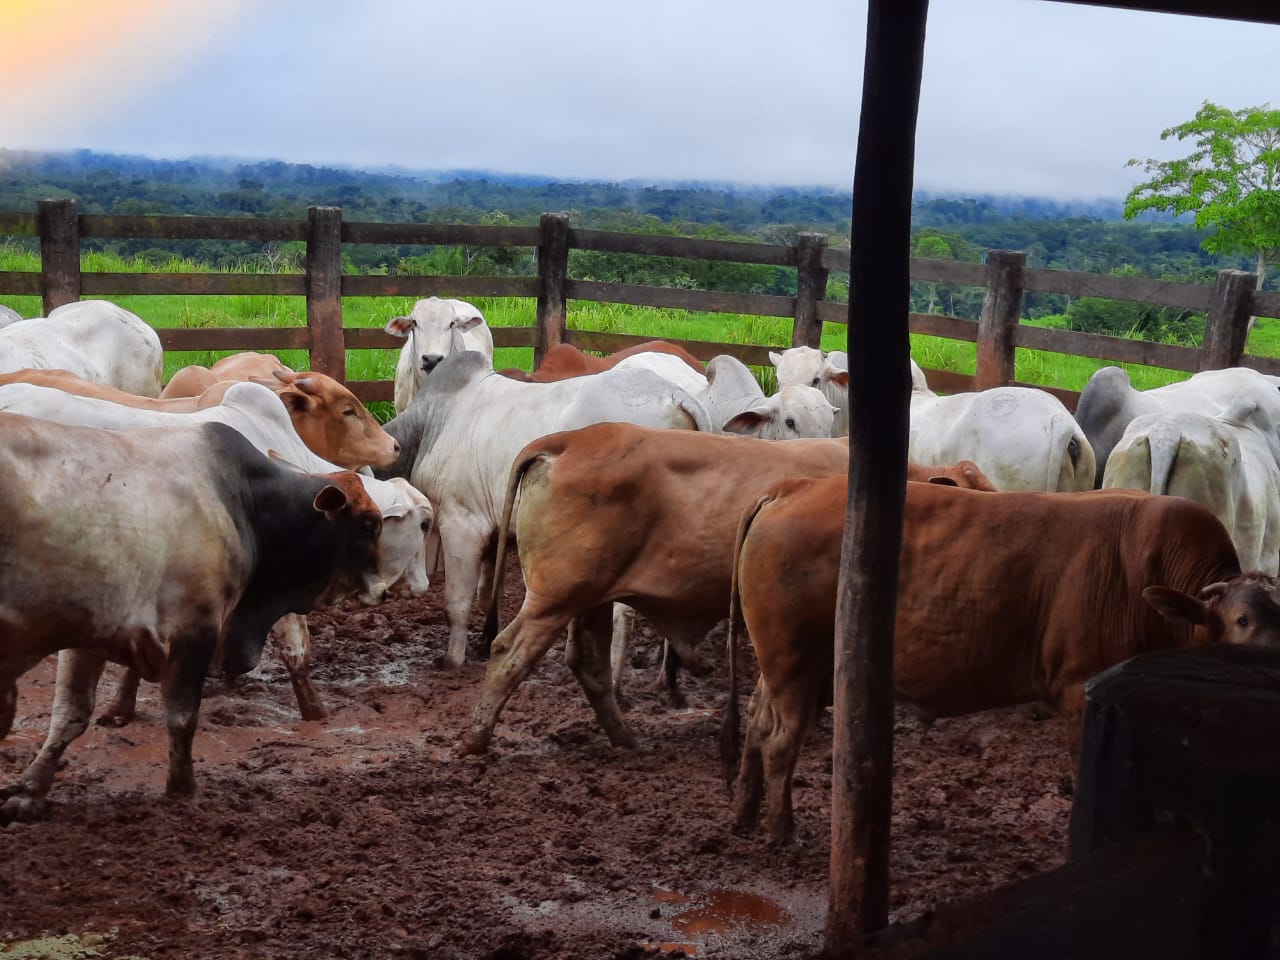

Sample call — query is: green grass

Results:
[3,245,1277,413]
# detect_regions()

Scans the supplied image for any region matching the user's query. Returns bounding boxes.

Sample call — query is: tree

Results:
[1124,101,1280,291]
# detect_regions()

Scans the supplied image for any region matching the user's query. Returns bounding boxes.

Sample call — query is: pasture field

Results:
[4,247,1276,416]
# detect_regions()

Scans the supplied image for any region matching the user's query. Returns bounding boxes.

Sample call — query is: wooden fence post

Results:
[535,213,570,367]
[306,206,345,381]
[792,232,829,349]
[975,250,1024,390]
[1200,269,1255,370]
[38,198,80,316]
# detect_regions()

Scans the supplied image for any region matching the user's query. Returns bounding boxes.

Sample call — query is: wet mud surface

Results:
[1,562,1072,958]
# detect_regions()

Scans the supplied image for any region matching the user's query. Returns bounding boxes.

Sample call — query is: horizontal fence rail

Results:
[1,198,1278,407]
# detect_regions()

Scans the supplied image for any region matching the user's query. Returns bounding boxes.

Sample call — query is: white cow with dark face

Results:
[385,297,493,413]
[0,300,163,397]
[379,351,713,670]
[1104,397,1280,575]
[1076,365,1280,486]
[770,346,850,436]
[0,381,433,724]
[909,360,1095,492]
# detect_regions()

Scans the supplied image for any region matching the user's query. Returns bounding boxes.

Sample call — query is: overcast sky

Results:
[2,0,1277,200]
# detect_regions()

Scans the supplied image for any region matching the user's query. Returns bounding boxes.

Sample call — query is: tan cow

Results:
[498,341,706,383]
[724,478,1280,842]
[0,368,202,411]
[460,422,993,755]
[161,351,290,399]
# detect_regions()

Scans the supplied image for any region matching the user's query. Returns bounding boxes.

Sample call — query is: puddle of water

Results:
[669,889,791,938]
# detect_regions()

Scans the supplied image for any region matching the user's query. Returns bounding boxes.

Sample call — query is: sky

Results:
[1,0,1277,201]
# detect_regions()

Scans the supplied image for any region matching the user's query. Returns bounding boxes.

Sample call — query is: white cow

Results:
[0,300,163,397]
[1076,365,1280,486]
[0,381,433,723]
[615,353,836,439]
[770,346,851,437]
[386,297,494,413]
[909,360,1095,492]
[1104,398,1280,575]
[380,350,713,670]
[0,415,383,820]
[0,305,22,327]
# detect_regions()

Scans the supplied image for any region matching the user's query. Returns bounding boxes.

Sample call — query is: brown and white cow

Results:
[724,478,1280,842]
[460,422,994,755]
[161,351,290,399]
[0,415,383,821]
[497,340,706,383]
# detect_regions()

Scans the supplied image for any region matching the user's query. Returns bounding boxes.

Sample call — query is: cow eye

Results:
[1237,614,1250,627]
[343,408,357,418]
[811,377,820,387]
[420,519,432,532]
[785,417,797,431]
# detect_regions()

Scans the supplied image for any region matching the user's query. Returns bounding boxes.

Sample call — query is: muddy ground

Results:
[0,562,1073,959]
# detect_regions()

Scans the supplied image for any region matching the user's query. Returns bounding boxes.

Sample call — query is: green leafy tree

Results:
[1124,101,1280,291]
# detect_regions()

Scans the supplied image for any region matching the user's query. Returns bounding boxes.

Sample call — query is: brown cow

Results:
[0,368,202,411]
[460,422,993,755]
[497,341,706,383]
[161,351,289,399]
[724,478,1280,842]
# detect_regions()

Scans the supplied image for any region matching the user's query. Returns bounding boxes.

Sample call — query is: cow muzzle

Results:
[420,354,444,373]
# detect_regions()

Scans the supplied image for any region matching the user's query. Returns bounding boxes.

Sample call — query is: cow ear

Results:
[1143,586,1208,626]
[768,351,784,368]
[927,476,958,486]
[280,388,314,413]
[454,314,485,332]
[385,315,414,337]
[722,409,769,435]
[313,484,350,520]
[827,370,850,388]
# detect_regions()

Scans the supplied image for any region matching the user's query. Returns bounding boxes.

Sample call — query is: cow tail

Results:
[484,448,550,644]
[720,492,774,791]
[1051,413,1094,492]
[1148,426,1177,496]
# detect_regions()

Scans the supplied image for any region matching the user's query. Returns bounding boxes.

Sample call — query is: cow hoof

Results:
[439,653,466,672]
[0,789,47,824]
[457,730,491,756]
[95,711,134,728]
[165,774,197,799]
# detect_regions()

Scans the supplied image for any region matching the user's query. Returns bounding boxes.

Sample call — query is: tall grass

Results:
[3,245,1277,411]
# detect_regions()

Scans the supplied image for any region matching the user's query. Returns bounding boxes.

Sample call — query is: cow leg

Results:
[476,543,499,654]
[655,641,687,707]
[459,606,574,755]
[269,614,326,721]
[0,649,106,823]
[439,522,484,671]
[759,688,814,845]
[160,628,218,798]
[0,653,45,740]
[564,605,636,749]
[97,667,142,727]
[732,678,770,834]
[610,603,636,709]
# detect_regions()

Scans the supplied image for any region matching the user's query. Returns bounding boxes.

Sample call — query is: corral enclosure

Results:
[0,196,1277,958]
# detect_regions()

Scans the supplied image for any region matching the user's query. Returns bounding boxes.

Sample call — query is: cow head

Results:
[770,346,850,393]
[385,297,488,393]
[1144,573,1280,647]
[261,369,400,470]
[374,478,434,598]
[310,471,385,607]
[722,385,837,439]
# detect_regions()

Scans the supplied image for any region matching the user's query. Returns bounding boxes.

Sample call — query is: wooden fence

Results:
[3,198,1280,407]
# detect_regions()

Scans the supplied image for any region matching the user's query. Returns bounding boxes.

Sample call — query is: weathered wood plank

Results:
[569,228,796,266]
[80,273,306,296]
[346,380,395,404]
[340,275,539,298]
[567,278,795,318]
[157,327,312,351]
[565,329,778,367]
[976,251,1025,389]
[81,214,307,242]
[536,213,570,365]
[909,257,987,286]
[1011,324,1200,372]
[342,222,540,247]
[910,313,980,341]
[0,272,42,296]
[792,233,828,348]
[1239,354,1280,377]
[818,301,849,325]
[1252,289,1280,318]
[0,213,37,236]
[39,198,80,315]
[1201,269,1255,370]
[1023,266,1212,310]
[306,206,345,381]
[344,325,537,350]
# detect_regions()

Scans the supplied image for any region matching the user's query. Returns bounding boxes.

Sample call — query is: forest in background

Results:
[1,148,1270,343]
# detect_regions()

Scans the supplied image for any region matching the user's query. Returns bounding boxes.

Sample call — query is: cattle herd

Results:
[2,295,1280,856]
